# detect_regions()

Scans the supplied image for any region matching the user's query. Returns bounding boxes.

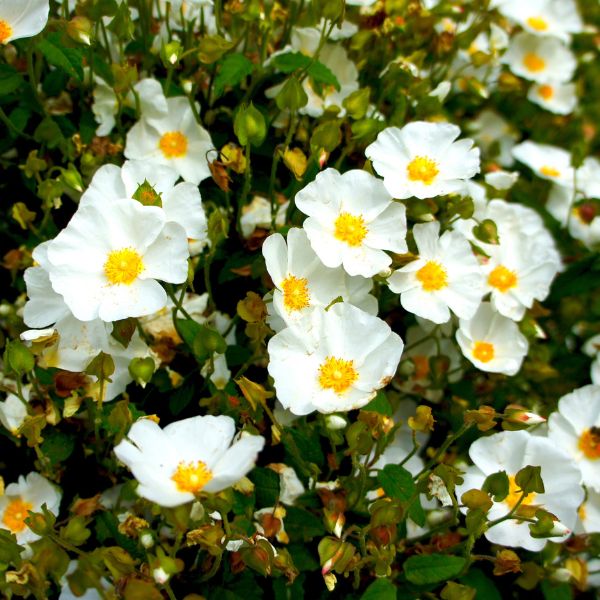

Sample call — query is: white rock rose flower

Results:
[295,168,407,277]
[45,196,189,322]
[388,221,485,324]
[0,0,49,44]
[0,472,61,545]
[456,430,584,551]
[114,415,265,507]
[268,303,404,415]
[456,302,529,375]
[365,121,480,200]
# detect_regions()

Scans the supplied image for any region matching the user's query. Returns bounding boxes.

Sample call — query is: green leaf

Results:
[34,117,65,148]
[284,427,324,467]
[408,496,426,527]
[459,569,501,600]
[0,64,23,96]
[248,467,280,507]
[540,580,573,600]
[37,33,84,81]
[403,554,466,585]
[214,53,254,97]
[284,506,325,541]
[168,384,195,416]
[40,430,75,466]
[362,391,392,416]
[361,578,397,600]
[272,52,340,90]
[377,464,416,502]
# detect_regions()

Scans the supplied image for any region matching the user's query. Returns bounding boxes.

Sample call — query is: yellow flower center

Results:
[159,131,188,158]
[171,460,213,493]
[578,428,600,460]
[527,16,549,32]
[540,165,560,178]
[505,475,536,510]
[318,356,358,394]
[2,499,33,533]
[472,341,495,363]
[104,248,144,285]
[488,265,518,293]
[281,275,310,312]
[538,84,554,100]
[334,212,368,247]
[523,52,546,73]
[416,261,448,292]
[0,20,13,44]
[406,156,439,185]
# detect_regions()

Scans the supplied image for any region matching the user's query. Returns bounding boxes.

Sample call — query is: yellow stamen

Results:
[578,503,587,522]
[579,428,600,460]
[0,20,13,44]
[334,213,368,247]
[171,460,213,493]
[318,356,358,394]
[538,84,554,100]
[416,261,448,292]
[2,499,33,533]
[527,16,549,32]
[104,248,144,285]
[488,265,518,293]
[281,275,310,312]
[159,131,188,158]
[523,52,546,73]
[406,156,439,185]
[472,341,495,363]
[505,475,536,510]
[540,165,560,178]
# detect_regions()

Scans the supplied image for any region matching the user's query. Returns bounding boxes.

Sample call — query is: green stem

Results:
[415,423,472,480]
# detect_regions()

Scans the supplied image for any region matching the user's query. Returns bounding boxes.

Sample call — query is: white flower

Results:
[45,196,189,322]
[388,221,485,324]
[240,195,288,238]
[0,0,49,43]
[483,230,560,321]
[502,32,576,83]
[125,79,215,184]
[512,140,575,186]
[484,170,519,190]
[267,303,404,415]
[0,386,30,435]
[263,227,377,331]
[81,160,208,244]
[496,0,583,42]
[456,302,529,375]
[528,82,577,115]
[456,430,584,551]
[575,489,600,535]
[114,415,265,507]
[295,168,407,277]
[467,110,518,167]
[0,472,61,545]
[365,121,480,200]
[548,385,600,492]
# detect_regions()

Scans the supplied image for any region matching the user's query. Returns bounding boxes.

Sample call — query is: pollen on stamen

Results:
[472,341,495,363]
[540,165,560,178]
[2,499,33,533]
[0,20,13,44]
[488,265,518,293]
[104,248,144,286]
[281,274,310,312]
[406,156,439,185]
[578,428,600,460]
[505,475,536,510]
[416,260,448,292]
[159,131,188,158]
[538,84,554,100]
[171,460,213,493]
[527,16,549,32]
[318,356,358,394]
[334,212,368,247]
[523,52,546,73]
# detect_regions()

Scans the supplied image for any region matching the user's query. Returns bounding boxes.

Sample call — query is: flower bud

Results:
[234,103,267,147]
[66,16,93,45]
[5,340,35,375]
[128,357,155,385]
[161,40,183,67]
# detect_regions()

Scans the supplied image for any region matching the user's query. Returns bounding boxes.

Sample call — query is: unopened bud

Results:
[67,16,93,45]
[161,40,183,67]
